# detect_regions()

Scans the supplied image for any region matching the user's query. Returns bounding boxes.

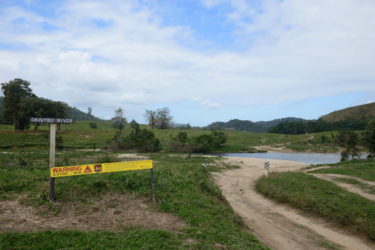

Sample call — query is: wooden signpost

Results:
[31,117,156,203]
[31,118,73,202]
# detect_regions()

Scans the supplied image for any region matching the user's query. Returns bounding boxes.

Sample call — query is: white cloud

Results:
[0,0,374,123]
[193,97,220,109]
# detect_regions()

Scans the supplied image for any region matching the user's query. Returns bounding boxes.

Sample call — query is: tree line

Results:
[335,120,375,160]
[1,78,68,130]
[268,119,368,134]
[268,118,375,160]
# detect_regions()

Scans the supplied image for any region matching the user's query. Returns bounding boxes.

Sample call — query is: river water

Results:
[214,152,343,165]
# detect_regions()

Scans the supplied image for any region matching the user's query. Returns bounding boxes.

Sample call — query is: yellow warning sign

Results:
[50,160,153,178]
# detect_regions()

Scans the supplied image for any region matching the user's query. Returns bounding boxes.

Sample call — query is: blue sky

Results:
[0,0,374,125]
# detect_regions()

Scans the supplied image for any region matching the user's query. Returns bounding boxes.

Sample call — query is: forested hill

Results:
[0,96,102,121]
[66,106,102,121]
[269,103,375,134]
[321,102,375,122]
[206,117,305,132]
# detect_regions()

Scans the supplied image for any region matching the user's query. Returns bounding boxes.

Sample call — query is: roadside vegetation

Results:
[333,177,375,195]
[0,151,267,249]
[310,159,375,181]
[0,120,343,153]
[255,170,375,241]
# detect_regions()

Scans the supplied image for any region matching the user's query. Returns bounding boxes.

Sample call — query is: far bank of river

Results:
[213,152,345,165]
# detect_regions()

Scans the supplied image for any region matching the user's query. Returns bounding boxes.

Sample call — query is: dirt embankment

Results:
[0,194,185,233]
[213,157,375,250]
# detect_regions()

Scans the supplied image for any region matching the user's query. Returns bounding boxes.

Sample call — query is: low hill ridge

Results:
[321,102,375,122]
[206,117,305,132]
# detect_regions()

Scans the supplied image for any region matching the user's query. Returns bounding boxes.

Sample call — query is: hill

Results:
[0,96,102,121]
[256,117,306,128]
[207,119,265,132]
[66,106,102,121]
[206,117,305,132]
[321,102,375,122]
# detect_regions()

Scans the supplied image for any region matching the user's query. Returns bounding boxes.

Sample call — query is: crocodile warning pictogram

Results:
[94,165,102,172]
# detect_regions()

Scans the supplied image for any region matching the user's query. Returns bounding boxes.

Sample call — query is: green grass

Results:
[311,159,375,181]
[0,230,183,250]
[0,121,340,152]
[0,152,267,249]
[334,177,375,194]
[255,172,375,241]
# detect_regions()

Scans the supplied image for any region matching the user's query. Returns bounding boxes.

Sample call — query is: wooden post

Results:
[49,123,57,202]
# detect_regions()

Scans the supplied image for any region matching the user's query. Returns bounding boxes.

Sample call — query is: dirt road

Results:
[311,173,375,202]
[213,157,375,250]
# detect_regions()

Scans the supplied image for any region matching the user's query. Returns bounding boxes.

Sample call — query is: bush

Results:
[56,136,64,149]
[168,132,192,153]
[89,122,97,129]
[335,130,360,161]
[191,130,226,153]
[362,120,375,154]
[110,122,160,152]
[168,130,226,153]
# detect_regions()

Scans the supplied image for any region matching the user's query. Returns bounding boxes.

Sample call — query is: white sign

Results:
[31,118,73,124]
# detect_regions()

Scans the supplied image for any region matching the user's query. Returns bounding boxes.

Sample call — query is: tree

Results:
[88,107,92,120]
[1,78,35,130]
[20,97,67,130]
[144,107,173,129]
[335,130,360,161]
[155,107,172,129]
[362,120,375,156]
[144,110,157,128]
[111,108,127,130]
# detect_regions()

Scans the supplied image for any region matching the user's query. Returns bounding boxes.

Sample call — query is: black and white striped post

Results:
[264,161,271,176]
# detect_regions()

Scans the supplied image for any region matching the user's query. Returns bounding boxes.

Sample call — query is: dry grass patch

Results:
[0,194,186,233]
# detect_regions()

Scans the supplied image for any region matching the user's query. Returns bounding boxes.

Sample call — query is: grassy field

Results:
[0,121,339,152]
[0,151,267,249]
[310,159,375,181]
[255,169,375,241]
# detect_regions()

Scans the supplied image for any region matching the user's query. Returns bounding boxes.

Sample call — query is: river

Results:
[214,152,343,165]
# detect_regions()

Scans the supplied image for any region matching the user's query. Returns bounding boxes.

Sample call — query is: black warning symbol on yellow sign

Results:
[84,166,92,174]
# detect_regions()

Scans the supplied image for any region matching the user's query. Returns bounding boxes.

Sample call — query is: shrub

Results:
[168,132,192,153]
[335,130,360,161]
[89,122,97,129]
[56,136,64,149]
[110,122,160,152]
[190,130,226,153]
[168,130,226,153]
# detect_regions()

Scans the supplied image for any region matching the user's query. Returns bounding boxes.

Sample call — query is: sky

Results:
[0,0,374,126]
